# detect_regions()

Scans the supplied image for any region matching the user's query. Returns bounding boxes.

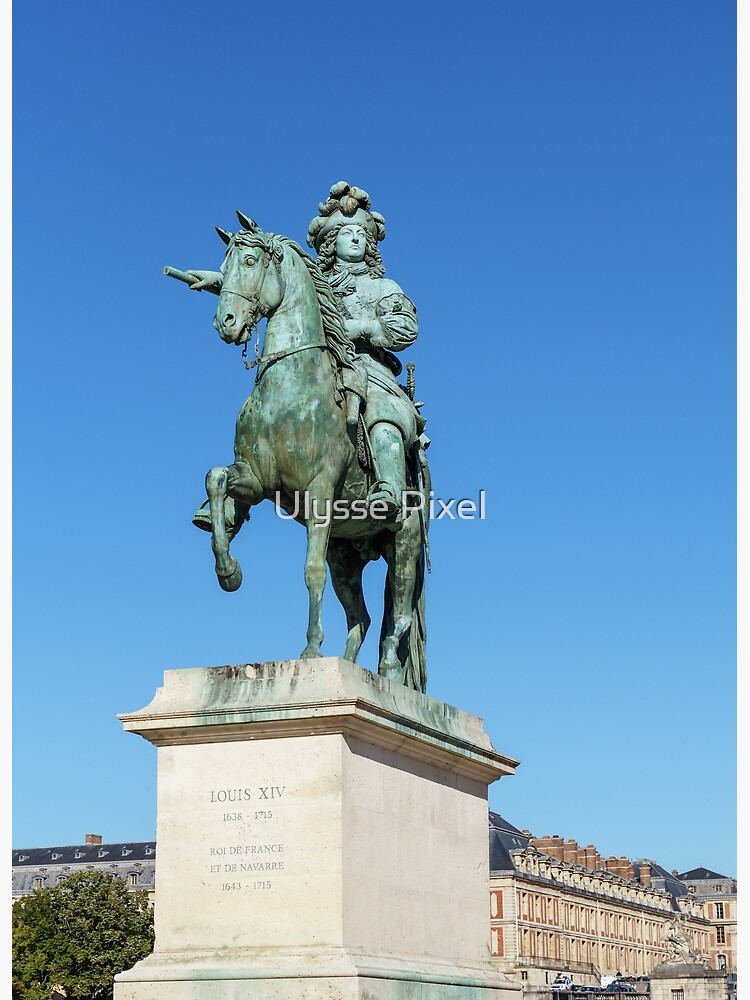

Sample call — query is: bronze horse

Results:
[178,215,429,691]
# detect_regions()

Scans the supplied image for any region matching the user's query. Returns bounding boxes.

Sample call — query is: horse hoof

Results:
[217,560,243,592]
[378,661,404,683]
[300,645,322,660]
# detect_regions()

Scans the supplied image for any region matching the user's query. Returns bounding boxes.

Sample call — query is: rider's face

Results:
[335,225,367,264]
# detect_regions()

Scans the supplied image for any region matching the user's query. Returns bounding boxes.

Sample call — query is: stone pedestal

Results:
[114,658,522,1000]
[649,963,726,1000]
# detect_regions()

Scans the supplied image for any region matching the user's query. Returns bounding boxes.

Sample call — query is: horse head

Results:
[213,213,286,345]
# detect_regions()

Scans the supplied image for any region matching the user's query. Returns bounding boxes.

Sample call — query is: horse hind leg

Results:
[205,462,262,593]
[326,539,371,664]
[378,521,426,691]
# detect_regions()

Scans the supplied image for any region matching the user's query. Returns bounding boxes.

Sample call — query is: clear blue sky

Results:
[12,1,737,878]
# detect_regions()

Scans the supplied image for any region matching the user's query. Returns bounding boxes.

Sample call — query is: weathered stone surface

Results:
[114,659,520,1000]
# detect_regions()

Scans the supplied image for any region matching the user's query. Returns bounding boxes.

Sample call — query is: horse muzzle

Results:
[214,312,252,345]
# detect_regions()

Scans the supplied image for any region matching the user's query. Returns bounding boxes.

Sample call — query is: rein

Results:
[245,342,327,374]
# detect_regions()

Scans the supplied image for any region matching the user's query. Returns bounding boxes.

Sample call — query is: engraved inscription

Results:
[209,786,286,803]
[204,780,290,891]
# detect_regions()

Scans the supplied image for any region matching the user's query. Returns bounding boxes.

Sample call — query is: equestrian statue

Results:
[164,182,431,691]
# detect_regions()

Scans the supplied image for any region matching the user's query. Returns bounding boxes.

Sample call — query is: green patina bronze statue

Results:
[165,182,430,691]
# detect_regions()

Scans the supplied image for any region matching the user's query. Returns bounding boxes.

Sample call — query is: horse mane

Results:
[275,236,355,372]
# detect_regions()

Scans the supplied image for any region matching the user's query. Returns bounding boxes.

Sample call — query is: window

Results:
[716,902,725,919]
[714,885,723,892]
[716,927,726,944]
[688,885,696,893]
[33,877,44,889]
[671,991,684,1000]
[521,972,528,981]
[129,873,139,886]
[718,956,727,971]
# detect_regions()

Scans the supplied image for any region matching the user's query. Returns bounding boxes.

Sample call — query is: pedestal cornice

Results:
[118,658,519,784]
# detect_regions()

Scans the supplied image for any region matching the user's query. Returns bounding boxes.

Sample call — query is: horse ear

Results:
[216,227,233,245]
[236,210,260,232]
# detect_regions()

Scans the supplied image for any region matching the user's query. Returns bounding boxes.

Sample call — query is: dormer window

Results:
[51,853,62,860]
[98,849,109,858]
[121,848,132,857]
[74,851,84,859]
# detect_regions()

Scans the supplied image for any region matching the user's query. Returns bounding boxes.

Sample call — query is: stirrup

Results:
[367,481,401,521]
[192,500,212,532]
[192,499,250,533]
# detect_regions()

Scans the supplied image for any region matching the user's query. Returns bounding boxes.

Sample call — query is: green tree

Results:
[12,869,155,1000]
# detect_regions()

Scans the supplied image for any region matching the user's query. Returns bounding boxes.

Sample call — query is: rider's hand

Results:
[358,319,388,347]
[186,270,222,292]
[370,323,390,347]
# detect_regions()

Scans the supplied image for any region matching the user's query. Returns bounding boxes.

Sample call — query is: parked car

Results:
[551,976,575,992]
[573,988,600,994]
[605,983,636,994]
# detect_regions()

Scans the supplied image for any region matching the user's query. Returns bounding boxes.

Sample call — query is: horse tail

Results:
[405,545,427,693]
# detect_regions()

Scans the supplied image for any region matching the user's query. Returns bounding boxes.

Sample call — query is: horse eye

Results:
[244,255,257,266]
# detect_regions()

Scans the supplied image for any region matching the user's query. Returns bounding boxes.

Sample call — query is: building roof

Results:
[13,842,156,866]
[676,867,730,881]
[488,811,530,872]
[634,860,689,911]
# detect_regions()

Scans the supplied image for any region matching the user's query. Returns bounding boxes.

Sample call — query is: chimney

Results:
[85,834,103,845]
[563,839,579,864]
[639,864,652,887]
[530,835,565,861]
[582,845,602,870]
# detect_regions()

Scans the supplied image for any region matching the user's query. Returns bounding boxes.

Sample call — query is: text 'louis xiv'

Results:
[210,786,286,803]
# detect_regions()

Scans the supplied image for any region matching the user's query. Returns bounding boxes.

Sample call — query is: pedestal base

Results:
[114,950,519,1000]
[114,659,520,1000]
[649,962,726,1000]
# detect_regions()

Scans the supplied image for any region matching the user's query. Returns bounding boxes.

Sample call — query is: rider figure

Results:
[190,182,426,532]
[307,182,424,521]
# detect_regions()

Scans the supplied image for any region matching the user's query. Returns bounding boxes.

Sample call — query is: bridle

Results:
[220,233,282,321]
[220,232,326,375]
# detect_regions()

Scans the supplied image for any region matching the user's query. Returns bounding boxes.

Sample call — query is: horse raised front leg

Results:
[205,466,243,592]
[299,515,332,659]
[204,461,263,593]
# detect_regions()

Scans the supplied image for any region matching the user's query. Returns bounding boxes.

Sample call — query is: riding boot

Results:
[192,498,249,534]
[366,422,406,530]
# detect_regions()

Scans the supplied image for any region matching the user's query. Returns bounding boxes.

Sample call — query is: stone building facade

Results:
[676,866,738,974]
[12,834,156,904]
[488,813,713,992]
[13,821,734,994]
